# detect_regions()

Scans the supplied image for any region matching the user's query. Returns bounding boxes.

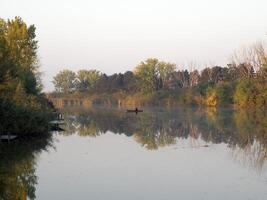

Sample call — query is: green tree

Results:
[0,17,53,136]
[134,58,159,92]
[0,17,40,95]
[134,58,175,92]
[53,69,76,93]
[76,69,101,92]
[215,82,234,105]
[157,61,176,89]
[205,82,234,106]
[234,79,258,107]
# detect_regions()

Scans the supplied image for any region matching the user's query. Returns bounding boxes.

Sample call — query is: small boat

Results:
[126,109,143,113]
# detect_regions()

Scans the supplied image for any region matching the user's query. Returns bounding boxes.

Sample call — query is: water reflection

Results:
[62,107,267,171]
[0,135,53,200]
[1,108,267,200]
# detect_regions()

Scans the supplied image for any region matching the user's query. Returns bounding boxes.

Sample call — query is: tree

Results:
[215,82,233,105]
[199,66,227,84]
[76,69,101,92]
[53,69,76,93]
[134,58,159,92]
[0,17,40,95]
[122,71,137,92]
[175,70,190,88]
[258,64,267,81]
[200,68,213,83]
[189,70,200,87]
[134,58,175,92]
[157,61,176,89]
[95,74,109,92]
[0,17,53,136]
[206,82,234,106]
[231,42,267,72]
[234,79,258,107]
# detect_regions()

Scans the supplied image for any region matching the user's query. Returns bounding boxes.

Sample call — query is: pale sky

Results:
[1,0,267,91]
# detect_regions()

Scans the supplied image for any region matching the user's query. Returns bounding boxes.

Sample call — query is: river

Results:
[1,107,267,200]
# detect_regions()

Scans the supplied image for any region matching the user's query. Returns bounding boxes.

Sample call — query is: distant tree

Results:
[163,73,179,90]
[157,61,176,89]
[122,71,137,92]
[76,69,101,92]
[259,64,267,81]
[200,68,212,83]
[76,70,90,91]
[175,70,190,88]
[236,63,255,79]
[134,58,159,92]
[200,66,225,84]
[95,74,109,92]
[234,79,258,107]
[215,82,234,104]
[49,40,267,109]
[225,63,249,81]
[189,70,200,87]
[53,69,76,93]
[206,82,234,106]
[109,73,124,91]
[231,42,267,72]
[210,66,225,83]
[134,58,175,92]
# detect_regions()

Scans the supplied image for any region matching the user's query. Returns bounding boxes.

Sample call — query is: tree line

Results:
[52,43,267,108]
[0,17,53,135]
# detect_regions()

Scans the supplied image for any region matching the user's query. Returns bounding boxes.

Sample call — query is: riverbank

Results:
[47,91,193,108]
[0,96,54,137]
[47,79,267,109]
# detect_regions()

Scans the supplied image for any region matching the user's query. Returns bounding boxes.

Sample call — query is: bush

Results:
[215,82,234,105]
[234,79,263,108]
[0,97,53,136]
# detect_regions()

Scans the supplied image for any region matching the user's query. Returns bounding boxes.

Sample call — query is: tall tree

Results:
[0,17,40,95]
[0,17,53,136]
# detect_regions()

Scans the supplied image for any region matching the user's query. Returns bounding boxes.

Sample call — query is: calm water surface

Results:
[1,107,267,200]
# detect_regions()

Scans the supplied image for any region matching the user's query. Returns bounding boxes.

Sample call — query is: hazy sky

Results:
[1,0,267,91]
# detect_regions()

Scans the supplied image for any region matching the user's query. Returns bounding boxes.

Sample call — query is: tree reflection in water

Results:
[0,135,53,200]
[62,107,267,171]
[0,108,266,200]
